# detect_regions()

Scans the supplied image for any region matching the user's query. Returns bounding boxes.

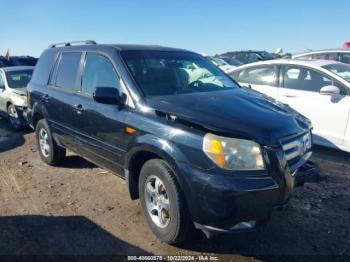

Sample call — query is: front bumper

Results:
[178,146,314,234]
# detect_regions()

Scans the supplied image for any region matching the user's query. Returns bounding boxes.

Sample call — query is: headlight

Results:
[203,133,265,171]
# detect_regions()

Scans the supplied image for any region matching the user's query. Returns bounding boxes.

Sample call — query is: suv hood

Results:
[146,89,310,146]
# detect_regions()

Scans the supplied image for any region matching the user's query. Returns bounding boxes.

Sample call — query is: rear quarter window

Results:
[31,51,58,85]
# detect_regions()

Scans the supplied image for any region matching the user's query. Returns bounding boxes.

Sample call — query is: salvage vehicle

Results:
[293,49,350,65]
[27,41,313,243]
[229,59,350,152]
[0,66,34,130]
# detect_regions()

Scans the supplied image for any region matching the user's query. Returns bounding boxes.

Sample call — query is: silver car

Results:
[0,66,34,130]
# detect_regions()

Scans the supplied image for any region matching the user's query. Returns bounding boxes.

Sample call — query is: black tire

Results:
[36,119,66,166]
[7,104,23,131]
[139,159,192,244]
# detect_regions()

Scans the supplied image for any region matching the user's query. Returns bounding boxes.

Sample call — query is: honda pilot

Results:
[27,41,313,243]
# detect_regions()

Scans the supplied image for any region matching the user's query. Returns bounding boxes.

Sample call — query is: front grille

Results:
[281,132,312,164]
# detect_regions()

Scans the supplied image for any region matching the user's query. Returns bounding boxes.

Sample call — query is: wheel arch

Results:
[125,137,188,201]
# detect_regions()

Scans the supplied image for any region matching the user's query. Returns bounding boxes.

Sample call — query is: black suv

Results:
[27,41,313,243]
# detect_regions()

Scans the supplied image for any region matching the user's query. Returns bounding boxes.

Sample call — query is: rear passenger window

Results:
[236,66,277,86]
[54,52,82,90]
[312,53,338,61]
[341,53,350,64]
[31,51,57,85]
[81,53,120,96]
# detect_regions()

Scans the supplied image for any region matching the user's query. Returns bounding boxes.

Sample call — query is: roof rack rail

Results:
[49,40,97,48]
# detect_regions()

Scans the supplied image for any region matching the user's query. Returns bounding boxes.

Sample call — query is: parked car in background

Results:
[220,50,276,65]
[0,66,34,129]
[27,41,313,243]
[0,56,37,67]
[205,56,238,72]
[293,49,350,65]
[229,59,350,152]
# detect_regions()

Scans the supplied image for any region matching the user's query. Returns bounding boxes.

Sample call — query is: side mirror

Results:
[93,87,126,105]
[320,85,340,96]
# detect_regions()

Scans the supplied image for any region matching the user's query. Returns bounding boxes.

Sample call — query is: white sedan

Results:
[228,59,350,152]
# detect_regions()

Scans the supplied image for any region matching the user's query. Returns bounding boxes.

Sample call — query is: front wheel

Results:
[139,159,192,244]
[36,119,66,166]
[7,104,23,131]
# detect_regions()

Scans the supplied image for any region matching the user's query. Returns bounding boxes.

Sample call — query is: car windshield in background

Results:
[259,51,276,60]
[323,63,350,83]
[121,51,239,96]
[0,58,16,67]
[6,70,33,89]
[15,58,38,66]
[221,57,242,66]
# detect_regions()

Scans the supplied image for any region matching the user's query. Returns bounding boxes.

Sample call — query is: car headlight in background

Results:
[203,133,265,171]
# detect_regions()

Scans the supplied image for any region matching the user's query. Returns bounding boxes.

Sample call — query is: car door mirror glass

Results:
[93,87,125,105]
[320,85,340,95]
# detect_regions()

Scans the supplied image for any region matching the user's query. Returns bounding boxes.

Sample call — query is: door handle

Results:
[73,104,84,114]
[41,94,50,102]
[282,93,296,98]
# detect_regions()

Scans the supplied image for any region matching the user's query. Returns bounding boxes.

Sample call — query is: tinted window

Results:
[0,58,16,67]
[5,70,33,89]
[82,53,120,95]
[31,51,57,85]
[283,66,346,94]
[340,53,350,64]
[14,58,38,66]
[55,52,82,90]
[121,51,239,96]
[235,66,277,86]
[312,53,338,61]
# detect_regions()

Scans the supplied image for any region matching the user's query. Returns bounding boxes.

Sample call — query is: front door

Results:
[75,52,128,174]
[233,65,279,99]
[278,65,350,148]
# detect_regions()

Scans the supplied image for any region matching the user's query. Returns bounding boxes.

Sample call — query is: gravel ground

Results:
[0,116,349,261]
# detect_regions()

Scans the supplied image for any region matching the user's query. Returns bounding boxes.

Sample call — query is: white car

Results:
[0,66,34,130]
[228,59,350,152]
[292,49,350,65]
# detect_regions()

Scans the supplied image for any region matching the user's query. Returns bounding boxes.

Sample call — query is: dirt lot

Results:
[0,116,349,261]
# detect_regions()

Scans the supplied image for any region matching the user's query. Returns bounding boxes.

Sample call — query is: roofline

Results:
[228,58,346,71]
[293,49,350,57]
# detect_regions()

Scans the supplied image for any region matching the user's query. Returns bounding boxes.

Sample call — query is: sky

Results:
[1,0,349,57]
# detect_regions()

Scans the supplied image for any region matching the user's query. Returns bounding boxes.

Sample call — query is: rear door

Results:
[278,65,350,147]
[231,65,279,99]
[74,52,128,174]
[45,52,84,150]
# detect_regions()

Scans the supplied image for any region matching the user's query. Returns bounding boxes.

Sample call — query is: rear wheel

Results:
[139,159,192,244]
[7,104,23,131]
[36,119,66,166]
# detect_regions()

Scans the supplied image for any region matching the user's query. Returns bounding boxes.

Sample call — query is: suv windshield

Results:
[6,70,33,89]
[323,63,350,83]
[121,51,239,96]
